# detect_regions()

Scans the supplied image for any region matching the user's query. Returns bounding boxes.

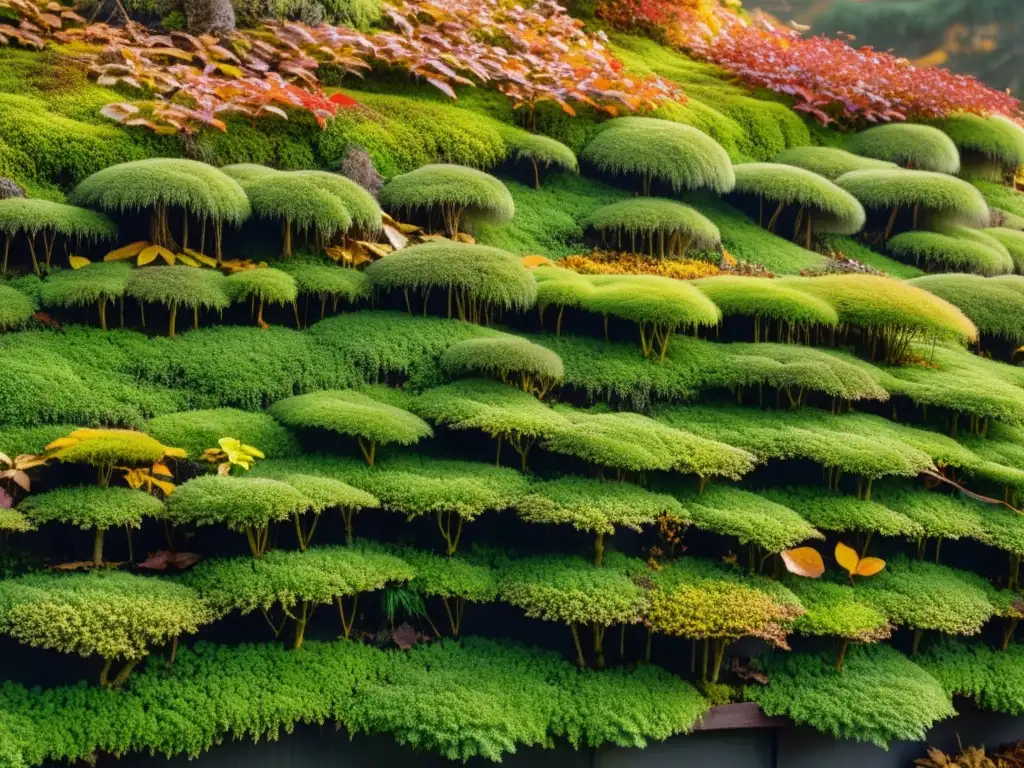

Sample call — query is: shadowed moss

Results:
[888,231,1013,276]
[583,198,720,257]
[290,170,383,234]
[985,227,1024,273]
[932,115,1024,181]
[126,267,231,337]
[763,487,923,538]
[836,170,990,230]
[501,128,578,188]
[908,274,1024,342]
[732,163,866,238]
[693,276,839,327]
[845,124,960,175]
[145,408,301,459]
[242,174,351,257]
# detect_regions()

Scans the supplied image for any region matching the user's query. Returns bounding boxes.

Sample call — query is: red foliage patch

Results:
[597,0,1021,125]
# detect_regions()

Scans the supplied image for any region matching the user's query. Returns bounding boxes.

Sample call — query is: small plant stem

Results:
[592,623,606,669]
[835,639,849,671]
[645,628,652,662]
[93,527,105,566]
[570,623,586,667]
[342,508,355,545]
[594,531,605,566]
[711,638,727,683]
[168,304,177,337]
[337,594,358,638]
[912,628,923,656]
[98,299,108,331]
[357,438,376,467]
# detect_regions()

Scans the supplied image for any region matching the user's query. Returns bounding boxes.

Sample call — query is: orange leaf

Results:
[856,557,886,577]
[45,437,78,451]
[138,245,175,266]
[834,542,860,576]
[68,256,91,270]
[781,547,825,578]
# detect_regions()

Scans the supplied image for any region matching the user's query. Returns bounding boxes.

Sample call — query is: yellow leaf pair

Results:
[780,543,885,582]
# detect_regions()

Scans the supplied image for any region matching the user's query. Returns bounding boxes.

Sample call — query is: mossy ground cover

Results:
[0,5,1023,765]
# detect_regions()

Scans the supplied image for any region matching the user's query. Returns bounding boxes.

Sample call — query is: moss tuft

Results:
[774,146,898,180]
[845,123,960,175]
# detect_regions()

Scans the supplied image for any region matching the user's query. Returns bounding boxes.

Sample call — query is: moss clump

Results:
[836,169,990,231]
[289,170,383,235]
[165,475,310,557]
[518,476,684,564]
[0,284,35,330]
[583,198,720,258]
[45,428,172,472]
[39,262,132,331]
[888,230,1014,276]
[441,337,564,398]
[501,128,578,188]
[145,408,301,459]
[379,164,514,238]
[784,273,977,362]
[226,268,298,328]
[786,579,891,642]
[748,645,954,747]
[126,266,231,337]
[693,275,839,329]
[69,159,250,256]
[0,198,117,276]
[581,118,735,196]
[678,485,822,554]
[774,146,898,180]
[365,241,537,324]
[908,273,1024,342]
[219,164,278,184]
[919,640,1024,715]
[763,487,923,539]
[268,389,432,466]
[242,173,351,258]
[845,123,961,175]
[282,260,371,320]
[732,163,866,242]
[985,227,1024,273]
[932,114,1024,182]
[856,556,997,635]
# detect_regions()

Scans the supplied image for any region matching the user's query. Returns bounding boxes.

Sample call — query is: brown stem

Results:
[594,531,605,566]
[569,623,586,667]
[93,528,105,566]
[168,304,177,338]
[836,639,849,671]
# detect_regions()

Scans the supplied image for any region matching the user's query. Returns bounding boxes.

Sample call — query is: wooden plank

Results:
[692,702,789,732]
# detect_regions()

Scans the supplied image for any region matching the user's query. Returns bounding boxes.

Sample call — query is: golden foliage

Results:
[561,251,721,280]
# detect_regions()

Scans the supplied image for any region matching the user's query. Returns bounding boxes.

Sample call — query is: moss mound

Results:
[845,123,961,175]
[732,163,866,235]
[774,146,899,180]
[835,169,990,228]
[583,198,720,256]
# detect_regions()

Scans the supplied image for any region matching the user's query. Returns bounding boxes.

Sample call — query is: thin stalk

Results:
[570,623,586,667]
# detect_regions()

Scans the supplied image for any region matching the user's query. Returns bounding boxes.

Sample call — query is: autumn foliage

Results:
[0,0,682,135]
[597,0,1022,125]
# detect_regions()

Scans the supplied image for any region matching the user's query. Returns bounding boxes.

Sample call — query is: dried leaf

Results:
[781,547,825,578]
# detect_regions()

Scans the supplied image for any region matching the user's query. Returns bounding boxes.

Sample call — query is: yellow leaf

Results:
[69,255,91,269]
[856,557,886,577]
[151,462,173,478]
[216,62,245,78]
[163,447,187,460]
[521,255,554,268]
[184,248,218,267]
[780,547,825,578]
[834,542,860,576]
[138,245,175,266]
[151,477,177,496]
[176,252,200,267]
[104,241,149,262]
[240,444,265,459]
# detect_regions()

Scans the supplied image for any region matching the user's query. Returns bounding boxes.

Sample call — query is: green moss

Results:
[764,487,923,538]
[280,259,372,310]
[501,127,578,183]
[165,475,310,534]
[219,164,278,184]
[441,336,564,391]
[975,180,1024,221]
[908,273,1024,341]
[242,173,351,254]
[845,124,960,175]
[289,170,382,234]
[774,146,899,181]
[0,284,35,330]
[70,159,250,225]
[268,389,432,460]
[693,275,839,326]
[748,645,953,746]
[226,267,298,310]
[0,571,210,662]
[38,263,131,315]
[365,241,537,320]
[473,173,628,258]
[584,198,720,256]
[732,163,866,236]
[182,545,414,620]
[127,266,231,312]
[232,0,382,28]
[932,114,1024,180]
[782,273,978,347]
[45,428,171,469]
[0,94,148,187]
[984,227,1024,273]
[145,408,300,459]
[836,169,990,228]
[919,640,1024,716]
[857,556,997,634]
[380,164,514,236]
[0,198,116,241]
[691,195,828,274]
[888,230,1013,276]
[787,579,891,641]
[581,117,735,194]
[678,485,822,553]
[18,490,161,548]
